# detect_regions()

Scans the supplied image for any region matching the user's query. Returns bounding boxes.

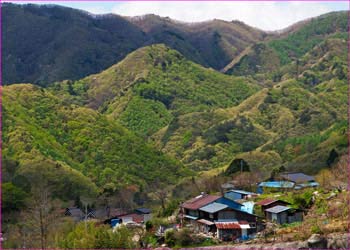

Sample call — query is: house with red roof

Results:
[180,193,221,223]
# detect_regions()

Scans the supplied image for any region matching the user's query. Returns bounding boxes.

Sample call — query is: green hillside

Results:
[3,84,189,203]
[226,11,348,77]
[53,44,260,137]
[47,38,347,175]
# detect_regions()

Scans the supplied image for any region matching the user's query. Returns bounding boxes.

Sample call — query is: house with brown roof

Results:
[180,193,221,223]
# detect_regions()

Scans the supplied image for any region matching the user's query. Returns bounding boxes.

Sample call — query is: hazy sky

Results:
[5,1,349,31]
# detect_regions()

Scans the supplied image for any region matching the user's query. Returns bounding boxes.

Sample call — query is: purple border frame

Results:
[0,1,349,249]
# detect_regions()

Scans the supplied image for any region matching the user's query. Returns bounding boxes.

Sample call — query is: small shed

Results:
[256,199,291,216]
[265,205,290,224]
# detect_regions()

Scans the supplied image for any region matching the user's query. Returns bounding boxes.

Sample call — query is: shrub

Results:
[175,228,192,246]
[165,229,176,247]
[311,224,322,234]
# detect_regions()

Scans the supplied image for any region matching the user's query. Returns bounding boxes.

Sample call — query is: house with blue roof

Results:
[257,181,295,194]
[257,172,319,193]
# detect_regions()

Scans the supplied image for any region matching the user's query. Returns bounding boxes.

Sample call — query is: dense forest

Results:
[2,4,348,248]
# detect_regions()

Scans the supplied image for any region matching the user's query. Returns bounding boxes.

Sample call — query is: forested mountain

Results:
[3,84,189,207]
[3,3,266,85]
[225,11,347,75]
[2,4,348,248]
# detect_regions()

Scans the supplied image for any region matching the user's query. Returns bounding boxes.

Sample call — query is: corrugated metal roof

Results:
[258,181,295,188]
[197,219,215,226]
[265,205,290,214]
[182,194,221,210]
[199,202,228,213]
[281,173,315,183]
[228,189,255,195]
[215,222,241,229]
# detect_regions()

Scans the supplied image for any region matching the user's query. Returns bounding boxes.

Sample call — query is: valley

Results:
[2,3,349,249]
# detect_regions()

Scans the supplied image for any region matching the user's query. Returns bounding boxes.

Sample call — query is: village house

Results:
[257,172,319,193]
[180,192,260,241]
[255,198,291,217]
[257,181,295,193]
[180,193,221,224]
[265,205,303,224]
[280,172,319,189]
[103,208,152,227]
[87,207,128,220]
[215,220,252,241]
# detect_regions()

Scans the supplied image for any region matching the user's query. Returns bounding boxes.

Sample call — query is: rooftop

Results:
[265,205,291,214]
[228,189,255,195]
[135,208,151,214]
[215,222,241,229]
[199,202,228,213]
[182,194,221,210]
[256,198,290,206]
[215,221,251,229]
[258,181,295,188]
[280,172,315,183]
[197,219,215,226]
